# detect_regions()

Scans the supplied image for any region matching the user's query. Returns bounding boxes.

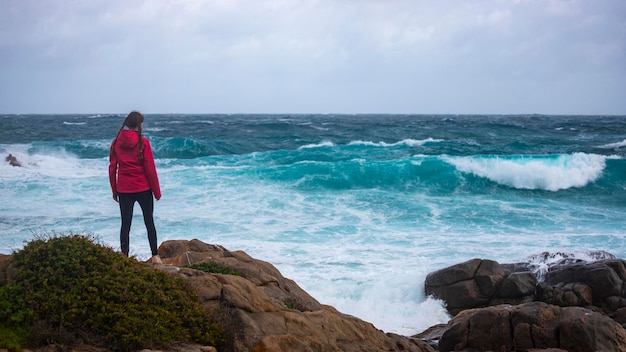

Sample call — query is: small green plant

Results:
[0,326,25,352]
[283,299,300,311]
[189,261,241,276]
[0,233,223,351]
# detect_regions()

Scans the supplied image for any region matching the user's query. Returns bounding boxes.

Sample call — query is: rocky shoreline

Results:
[152,239,432,352]
[422,253,626,351]
[3,239,626,351]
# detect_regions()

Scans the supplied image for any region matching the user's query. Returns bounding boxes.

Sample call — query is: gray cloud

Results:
[1,0,624,114]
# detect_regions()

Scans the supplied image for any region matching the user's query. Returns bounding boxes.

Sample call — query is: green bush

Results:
[0,326,25,352]
[0,234,222,351]
[189,261,241,276]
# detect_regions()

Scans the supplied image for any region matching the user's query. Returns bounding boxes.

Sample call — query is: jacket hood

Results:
[116,130,140,150]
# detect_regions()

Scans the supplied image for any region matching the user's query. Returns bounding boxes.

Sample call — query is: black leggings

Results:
[118,190,158,256]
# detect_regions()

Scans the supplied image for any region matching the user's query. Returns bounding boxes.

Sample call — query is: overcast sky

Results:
[1,0,625,115]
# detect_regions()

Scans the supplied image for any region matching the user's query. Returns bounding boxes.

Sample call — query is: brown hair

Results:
[114,111,145,161]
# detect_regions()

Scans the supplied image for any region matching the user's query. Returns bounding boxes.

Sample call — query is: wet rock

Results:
[425,258,536,314]
[5,153,21,167]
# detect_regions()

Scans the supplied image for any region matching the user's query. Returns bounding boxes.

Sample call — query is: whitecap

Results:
[144,127,167,132]
[444,153,606,191]
[298,141,335,149]
[598,139,626,149]
[348,138,443,147]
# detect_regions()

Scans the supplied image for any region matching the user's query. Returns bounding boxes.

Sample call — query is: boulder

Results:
[412,324,446,350]
[156,239,433,352]
[425,258,536,314]
[421,255,626,349]
[438,302,626,352]
[425,256,626,317]
[612,307,626,327]
[537,281,593,307]
[498,271,536,298]
[543,259,626,312]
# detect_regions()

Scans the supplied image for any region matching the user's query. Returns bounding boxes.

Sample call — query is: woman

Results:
[109,111,162,263]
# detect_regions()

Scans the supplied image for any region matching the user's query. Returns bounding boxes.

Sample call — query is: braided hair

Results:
[114,111,145,161]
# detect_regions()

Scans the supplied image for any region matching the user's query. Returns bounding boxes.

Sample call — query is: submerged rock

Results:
[5,153,21,167]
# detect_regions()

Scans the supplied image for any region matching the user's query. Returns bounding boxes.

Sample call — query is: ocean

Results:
[1,114,625,335]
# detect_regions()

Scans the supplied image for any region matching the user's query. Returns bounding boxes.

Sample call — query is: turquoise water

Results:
[1,114,625,334]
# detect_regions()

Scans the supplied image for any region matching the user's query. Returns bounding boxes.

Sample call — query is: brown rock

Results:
[424,259,486,312]
[545,259,626,299]
[497,271,536,298]
[438,302,626,352]
[412,323,446,342]
[605,296,626,312]
[157,239,432,352]
[611,307,626,327]
[427,279,485,312]
[581,261,624,298]
[425,258,534,314]
[537,281,594,308]
[475,259,506,297]
[421,254,626,350]
[426,256,626,317]
[424,258,481,287]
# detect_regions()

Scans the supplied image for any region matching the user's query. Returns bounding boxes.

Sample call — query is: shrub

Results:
[0,326,25,352]
[0,233,222,351]
[189,261,241,276]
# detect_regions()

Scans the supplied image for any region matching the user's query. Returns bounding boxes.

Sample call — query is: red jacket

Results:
[109,130,161,200]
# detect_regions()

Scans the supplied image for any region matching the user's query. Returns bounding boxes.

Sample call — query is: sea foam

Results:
[348,138,443,147]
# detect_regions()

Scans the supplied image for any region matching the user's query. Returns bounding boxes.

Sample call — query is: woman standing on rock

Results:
[109,111,162,264]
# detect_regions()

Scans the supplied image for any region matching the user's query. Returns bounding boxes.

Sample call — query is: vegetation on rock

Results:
[188,261,241,276]
[0,234,222,352]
